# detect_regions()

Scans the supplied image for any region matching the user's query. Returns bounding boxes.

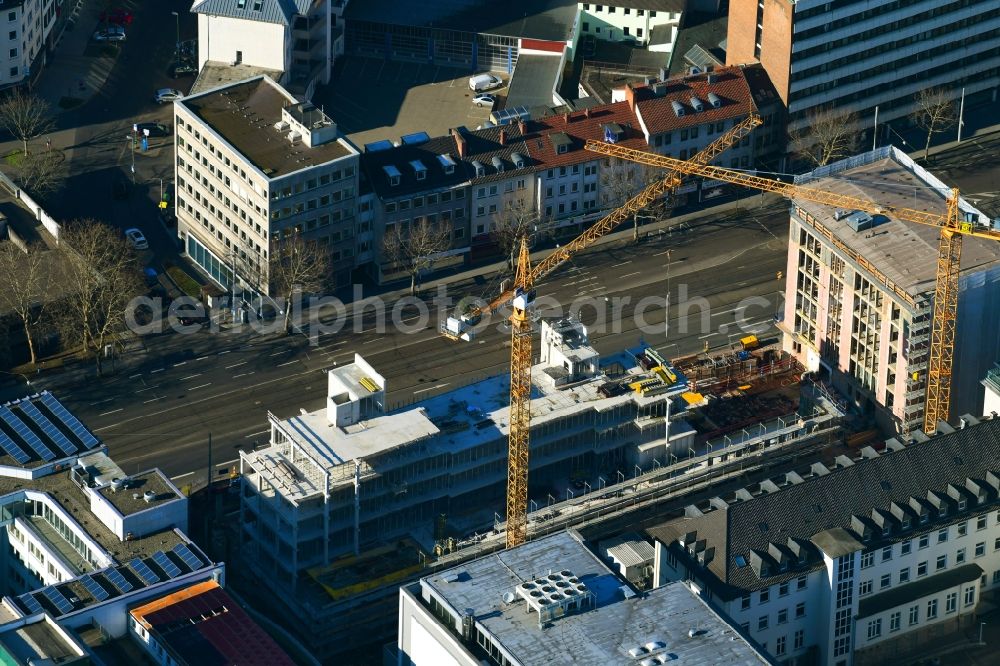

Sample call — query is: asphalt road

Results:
[15,204,789,480]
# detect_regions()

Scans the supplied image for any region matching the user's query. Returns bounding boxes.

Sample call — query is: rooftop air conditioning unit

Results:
[287,131,301,144]
[274,120,289,131]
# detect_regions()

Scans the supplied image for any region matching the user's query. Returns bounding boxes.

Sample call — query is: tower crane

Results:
[443,113,763,549]
[583,139,1000,435]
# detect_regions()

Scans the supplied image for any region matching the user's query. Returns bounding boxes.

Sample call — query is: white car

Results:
[154,88,184,104]
[473,93,496,108]
[93,26,126,42]
[125,228,148,250]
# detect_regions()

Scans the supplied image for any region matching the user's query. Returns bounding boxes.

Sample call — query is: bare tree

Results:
[490,198,555,270]
[0,89,54,157]
[788,108,861,167]
[13,147,65,197]
[56,220,143,376]
[0,241,47,365]
[601,157,641,242]
[911,88,957,162]
[268,234,331,334]
[382,219,452,296]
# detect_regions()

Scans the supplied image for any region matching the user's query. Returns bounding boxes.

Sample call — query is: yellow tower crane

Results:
[582,139,1000,434]
[443,113,763,548]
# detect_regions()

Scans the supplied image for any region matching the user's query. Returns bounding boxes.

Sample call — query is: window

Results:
[957,548,966,564]
[901,540,912,555]
[8,48,15,57]
[777,609,787,624]
[918,561,928,577]
[927,599,938,619]
[995,536,1000,551]
[978,515,988,530]
[946,592,957,613]
[861,552,874,569]
[899,567,910,584]
[938,528,949,543]
[8,66,14,77]
[976,542,986,557]
[880,573,891,590]
[795,602,805,618]
[7,30,13,39]
[882,546,892,562]
[859,580,872,596]
[909,605,919,625]
[797,576,807,591]
[890,611,901,632]
[937,554,947,571]
[794,629,804,650]
[779,582,789,597]
[6,12,14,21]
[740,595,751,610]
[759,588,769,604]
[994,570,1000,584]
[867,618,882,639]
[919,534,929,549]
[958,521,968,537]
[965,586,976,606]
[758,615,768,631]
[775,635,786,656]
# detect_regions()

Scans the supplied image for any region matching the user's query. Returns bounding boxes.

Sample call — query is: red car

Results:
[100,8,133,26]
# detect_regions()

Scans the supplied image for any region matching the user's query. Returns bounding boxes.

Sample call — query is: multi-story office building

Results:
[578,0,684,49]
[396,530,770,665]
[0,391,223,643]
[650,413,1000,666]
[191,0,332,95]
[726,0,1000,132]
[0,0,61,89]
[238,319,681,589]
[174,75,360,295]
[779,146,1000,434]
[985,365,1000,417]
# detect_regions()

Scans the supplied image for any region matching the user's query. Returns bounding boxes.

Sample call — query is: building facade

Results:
[578,0,683,49]
[0,0,61,89]
[651,414,1000,666]
[726,0,1000,132]
[192,0,331,95]
[173,75,360,297]
[779,146,1000,434]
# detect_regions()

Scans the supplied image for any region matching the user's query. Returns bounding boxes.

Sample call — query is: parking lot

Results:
[315,57,507,147]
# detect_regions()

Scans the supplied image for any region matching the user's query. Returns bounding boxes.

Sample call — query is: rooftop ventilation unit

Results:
[690,96,704,112]
[287,131,301,144]
[845,211,875,232]
[143,490,156,503]
[515,569,595,628]
[833,209,853,221]
[273,120,289,131]
[670,100,685,117]
[707,92,722,108]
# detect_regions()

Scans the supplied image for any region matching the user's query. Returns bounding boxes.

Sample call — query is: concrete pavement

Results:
[34,0,116,112]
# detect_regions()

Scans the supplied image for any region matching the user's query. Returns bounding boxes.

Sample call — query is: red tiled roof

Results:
[632,66,757,136]
[131,581,294,666]
[519,103,650,169]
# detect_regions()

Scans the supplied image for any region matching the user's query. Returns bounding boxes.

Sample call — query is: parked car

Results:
[125,228,148,250]
[135,122,170,137]
[170,60,197,77]
[472,93,496,108]
[93,25,126,42]
[100,8,133,25]
[154,88,184,104]
[468,74,502,92]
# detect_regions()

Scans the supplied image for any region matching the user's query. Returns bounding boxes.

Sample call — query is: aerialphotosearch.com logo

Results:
[125,283,781,345]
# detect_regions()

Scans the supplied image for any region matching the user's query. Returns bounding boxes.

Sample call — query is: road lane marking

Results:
[245,429,269,438]
[129,373,142,379]
[90,398,113,405]
[654,250,673,256]
[218,350,231,355]
[277,360,297,367]
[619,260,633,265]
[151,368,164,373]
[197,356,211,361]
[621,271,640,278]
[232,372,254,379]
[225,361,248,369]
[179,374,202,381]
[171,471,194,480]
[100,408,123,416]
[136,385,159,393]
[270,349,287,356]
[173,361,187,367]
[189,383,211,390]
[143,397,160,404]
[413,383,449,395]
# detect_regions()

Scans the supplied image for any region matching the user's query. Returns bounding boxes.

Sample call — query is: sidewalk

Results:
[34,0,116,111]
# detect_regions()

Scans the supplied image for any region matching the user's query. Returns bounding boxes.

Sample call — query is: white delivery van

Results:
[469,74,502,92]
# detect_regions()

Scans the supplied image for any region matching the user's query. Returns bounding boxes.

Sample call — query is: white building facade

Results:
[0,0,60,89]
[578,0,682,49]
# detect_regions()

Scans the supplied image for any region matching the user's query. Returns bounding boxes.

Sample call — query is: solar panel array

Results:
[18,593,42,615]
[17,401,78,456]
[80,573,110,602]
[39,585,73,615]
[173,543,203,571]
[104,567,134,594]
[0,429,30,464]
[130,558,161,585]
[39,392,99,450]
[153,550,182,578]
[0,406,55,461]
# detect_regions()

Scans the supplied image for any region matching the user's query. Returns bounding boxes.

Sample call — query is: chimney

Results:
[517,119,527,135]
[563,112,570,124]
[624,83,637,111]
[499,128,507,146]
[451,128,467,158]
[584,107,591,119]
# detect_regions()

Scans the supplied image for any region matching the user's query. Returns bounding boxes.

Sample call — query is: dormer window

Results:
[902,517,912,530]
[383,165,401,187]
[472,160,485,178]
[958,499,968,511]
[882,524,891,536]
[557,144,567,154]
[409,160,427,181]
[939,506,948,518]
[920,512,929,524]
[437,153,456,175]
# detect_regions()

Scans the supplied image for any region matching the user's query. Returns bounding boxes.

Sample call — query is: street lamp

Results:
[0,370,31,389]
[171,11,180,60]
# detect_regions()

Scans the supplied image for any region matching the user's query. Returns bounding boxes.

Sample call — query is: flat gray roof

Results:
[793,148,1000,299]
[344,0,578,42]
[506,54,561,110]
[422,531,768,665]
[180,76,353,178]
[97,470,183,517]
[0,616,83,664]
[189,61,284,97]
